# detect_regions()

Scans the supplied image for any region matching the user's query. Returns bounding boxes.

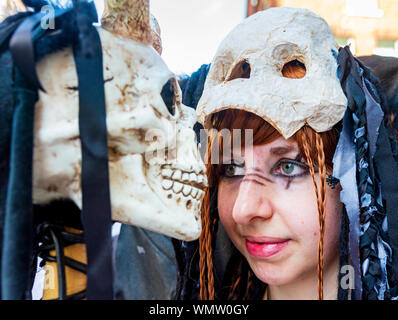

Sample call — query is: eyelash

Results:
[220,158,309,179]
[272,159,309,179]
[221,162,245,178]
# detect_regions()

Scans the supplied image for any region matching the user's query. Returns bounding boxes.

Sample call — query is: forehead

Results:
[234,136,299,158]
[37,28,173,94]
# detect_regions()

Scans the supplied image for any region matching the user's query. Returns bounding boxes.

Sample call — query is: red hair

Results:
[199,61,338,300]
[199,60,339,300]
[199,110,338,299]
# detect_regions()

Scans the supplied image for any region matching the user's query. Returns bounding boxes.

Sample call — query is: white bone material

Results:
[197,7,347,139]
[32,1,206,241]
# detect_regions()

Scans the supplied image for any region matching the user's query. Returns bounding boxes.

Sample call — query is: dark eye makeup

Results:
[221,161,245,178]
[219,154,309,181]
[271,157,309,179]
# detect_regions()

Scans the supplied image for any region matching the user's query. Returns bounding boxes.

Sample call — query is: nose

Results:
[232,179,274,225]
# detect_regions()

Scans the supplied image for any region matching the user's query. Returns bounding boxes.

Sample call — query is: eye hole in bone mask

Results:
[226,60,251,81]
[160,77,178,116]
[282,60,306,79]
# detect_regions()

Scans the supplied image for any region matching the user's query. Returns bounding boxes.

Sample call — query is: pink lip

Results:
[245,237,290,258]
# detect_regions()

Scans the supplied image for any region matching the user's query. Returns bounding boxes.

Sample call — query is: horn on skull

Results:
[6,0,26,11]
[150,14,162,55]
[0,0,26,23]
[101,0,152,46]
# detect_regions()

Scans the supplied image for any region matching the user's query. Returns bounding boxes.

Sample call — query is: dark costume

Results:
[0,0,113,299]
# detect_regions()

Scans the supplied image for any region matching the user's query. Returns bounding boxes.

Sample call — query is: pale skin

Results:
[217,136,343,300]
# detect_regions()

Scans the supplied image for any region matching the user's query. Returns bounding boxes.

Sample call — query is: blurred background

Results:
[1,0,398,74]
[247,0,398,58]
[143,0,398,74]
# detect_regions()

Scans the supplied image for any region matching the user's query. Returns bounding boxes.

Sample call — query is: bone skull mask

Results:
[197,7,347,138]
[32,0,206,241]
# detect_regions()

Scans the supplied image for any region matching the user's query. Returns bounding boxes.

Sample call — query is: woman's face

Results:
[217,136,342,286]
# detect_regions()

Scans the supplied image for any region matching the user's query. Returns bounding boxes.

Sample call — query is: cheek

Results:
[217,179,239,235]
[280,185,342,258]
[323,188,342,256]
[276,183,321,240]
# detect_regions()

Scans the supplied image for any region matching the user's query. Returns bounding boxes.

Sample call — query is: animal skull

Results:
[197,7,347,138]
[32,0,206,241]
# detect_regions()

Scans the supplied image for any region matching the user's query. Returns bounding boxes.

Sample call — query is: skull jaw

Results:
[112,197,202,241]
[108,153,204,241]
[33,151,203,241]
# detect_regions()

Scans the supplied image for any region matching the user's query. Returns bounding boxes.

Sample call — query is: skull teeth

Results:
[172,170,182,180]
[162,179,173,190]
[182,172,189,181]
[182,185,191,196]
[189,173,197,182]
[161,168,207,188]
[161,168,173,178]
[173,181,183,193]
[163,180,204,199]
[161,167,207,204]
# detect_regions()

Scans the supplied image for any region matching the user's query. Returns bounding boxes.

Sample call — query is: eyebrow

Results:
[269,145,296,156]
[226,153,245,164]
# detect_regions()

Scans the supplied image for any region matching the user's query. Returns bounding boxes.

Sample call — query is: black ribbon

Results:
[9,12,46,92]
[7,7,71,92]
[72,4,114,299]
[0,12,31,51]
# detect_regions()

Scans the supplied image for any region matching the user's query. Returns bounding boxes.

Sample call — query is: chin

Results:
[247,259,299,287]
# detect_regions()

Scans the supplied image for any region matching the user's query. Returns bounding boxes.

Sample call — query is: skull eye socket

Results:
[282,59,306,79]
[226,60,251,81]
[160,78,176,116]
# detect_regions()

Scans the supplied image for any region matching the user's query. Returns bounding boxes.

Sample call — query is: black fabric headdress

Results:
[336,46,398,299]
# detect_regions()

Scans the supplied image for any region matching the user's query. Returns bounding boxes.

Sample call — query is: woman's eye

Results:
[274,160,308,177]
[224,164,245,177]
[281,162,295,175]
